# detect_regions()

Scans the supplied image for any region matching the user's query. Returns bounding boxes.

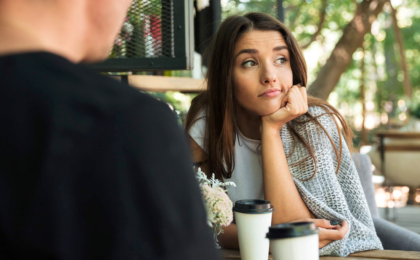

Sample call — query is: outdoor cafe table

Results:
[222,249,420,259]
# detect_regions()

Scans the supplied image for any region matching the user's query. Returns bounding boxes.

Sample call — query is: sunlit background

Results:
[116,0,420,232]
[151,0,420,148]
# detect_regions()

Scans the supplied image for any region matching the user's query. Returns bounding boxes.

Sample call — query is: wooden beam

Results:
[127,75,207,93]
[376,132,420,139]
[349,249,420,259]
[222,249,420,259]
[380,145,420,152]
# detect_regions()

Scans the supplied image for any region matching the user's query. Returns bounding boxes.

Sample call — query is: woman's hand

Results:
[306,219,349,249]
[262,84,308,131]
[293,219,349,249]
[318,220,349,248]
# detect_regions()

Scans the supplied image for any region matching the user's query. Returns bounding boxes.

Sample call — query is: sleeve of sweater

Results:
[280,105,383,257]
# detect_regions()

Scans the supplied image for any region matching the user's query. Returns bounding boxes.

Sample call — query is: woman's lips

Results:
[259,90,280,97]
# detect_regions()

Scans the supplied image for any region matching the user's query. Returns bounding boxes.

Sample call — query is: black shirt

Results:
[0,52,220,260]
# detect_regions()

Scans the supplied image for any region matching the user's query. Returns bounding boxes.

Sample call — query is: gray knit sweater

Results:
[282,106,383,256]
[189,105,383,256]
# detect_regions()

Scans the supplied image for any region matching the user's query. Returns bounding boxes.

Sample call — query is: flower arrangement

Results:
[196,168,236,248]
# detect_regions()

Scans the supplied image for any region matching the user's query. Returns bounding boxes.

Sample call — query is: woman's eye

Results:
[242,60,256,67]
[275,57,287,65]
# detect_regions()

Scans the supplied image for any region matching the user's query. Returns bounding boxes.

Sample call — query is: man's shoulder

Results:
[69,70,175,126]
[0,52,170,117]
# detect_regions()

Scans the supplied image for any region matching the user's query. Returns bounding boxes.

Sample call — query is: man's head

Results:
[0,0,133,62]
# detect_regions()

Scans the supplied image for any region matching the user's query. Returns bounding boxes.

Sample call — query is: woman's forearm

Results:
[218,223,239,249]
[261,125,312,224]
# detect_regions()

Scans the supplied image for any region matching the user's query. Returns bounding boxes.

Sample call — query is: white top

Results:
[188,109,264,204]
[188,106,383,257]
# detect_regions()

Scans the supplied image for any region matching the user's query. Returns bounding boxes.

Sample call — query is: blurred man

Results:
[0,0,220,259]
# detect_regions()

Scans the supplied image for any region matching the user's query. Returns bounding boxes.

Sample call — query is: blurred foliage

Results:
[146,91,197,127]
[222,0,355,46]
[411,104,420,119]
[113,0,420,143]
[220,0,420,147]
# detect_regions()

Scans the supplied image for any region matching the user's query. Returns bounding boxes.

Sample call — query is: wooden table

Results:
[223,249,420,259]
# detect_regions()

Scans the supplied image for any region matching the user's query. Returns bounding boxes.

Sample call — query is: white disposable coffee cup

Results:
[233,199,274,260]
[266,222,319,260]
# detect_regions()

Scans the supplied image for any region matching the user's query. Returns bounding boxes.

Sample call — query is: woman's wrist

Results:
[261,119,284,136]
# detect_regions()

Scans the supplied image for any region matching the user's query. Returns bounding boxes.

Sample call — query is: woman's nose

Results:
[260,64,277,85]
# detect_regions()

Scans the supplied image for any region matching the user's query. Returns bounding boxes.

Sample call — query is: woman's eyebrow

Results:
[273,46,288,52]
[235,46,288,59]
[235,49,258,59]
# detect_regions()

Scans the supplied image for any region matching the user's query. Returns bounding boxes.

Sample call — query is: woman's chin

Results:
[239,104,282,117]
[258,102,283,116]
[259,108,281,117]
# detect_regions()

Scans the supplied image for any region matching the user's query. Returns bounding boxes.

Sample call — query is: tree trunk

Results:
[390,2,412,100]
[384,14,398,125]
[300,0,327,50]
[361,45,367,146]
[308,0,387,100]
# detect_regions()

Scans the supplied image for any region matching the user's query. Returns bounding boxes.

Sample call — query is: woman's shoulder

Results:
[293,105,334,123]
[188,108,208,151]
[188,109,207,133]
[197,109,208,120]
[307,105,332,117]
[292,105,339,137]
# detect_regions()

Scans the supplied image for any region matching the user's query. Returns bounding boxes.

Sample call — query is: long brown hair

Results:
[185,12,354,181]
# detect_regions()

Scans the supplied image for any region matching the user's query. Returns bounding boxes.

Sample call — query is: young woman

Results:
[186,13,382,256]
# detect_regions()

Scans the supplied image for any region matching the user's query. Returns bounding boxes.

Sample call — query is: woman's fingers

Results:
[280,88,290,108]
[286,86,302,113]
[285,91,298,113]
[290,219,348,249]
[295,218,337,229]
[266,84,307,126]
[281,85,299,108]
[286,85,307,114]
[299,85,307,100]
[292,86,306,113]
[299,85,308,111]
[319,221,349,241]
[293,219,348,238]
[312,219,338,229]
[319,228,346,241]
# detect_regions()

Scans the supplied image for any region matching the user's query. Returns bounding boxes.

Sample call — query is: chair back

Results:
[352,153,380,218]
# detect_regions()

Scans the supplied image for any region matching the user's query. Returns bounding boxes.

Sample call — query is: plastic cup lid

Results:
[266,222,319,239]
[233,199,274,214]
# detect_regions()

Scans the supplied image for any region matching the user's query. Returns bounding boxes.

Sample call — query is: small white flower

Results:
[195,167,236,248]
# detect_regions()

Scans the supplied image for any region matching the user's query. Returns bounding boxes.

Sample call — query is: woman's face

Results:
[233,30,293,117]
